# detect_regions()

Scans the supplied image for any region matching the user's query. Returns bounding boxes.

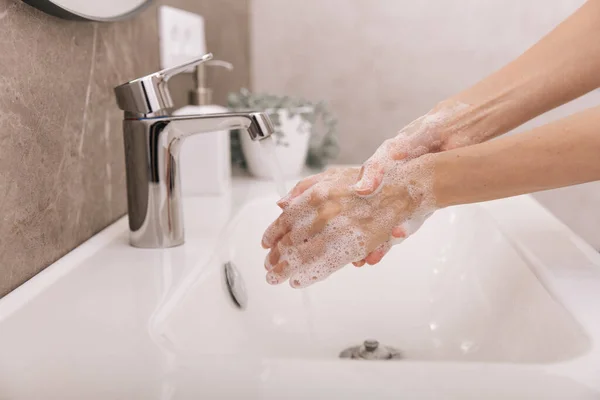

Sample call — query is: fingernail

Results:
[261,239,270,249]
[357,166,365,181]
[277,194,291,207]
[354,179,370,194]
[392,226,406,238]
[266,272,280,285]
[392,151,407,161]
[272,260,288,274]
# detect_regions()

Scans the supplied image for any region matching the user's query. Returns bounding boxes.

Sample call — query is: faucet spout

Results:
[165,112,274,142]
[123,111,274,248]
[113,55,275,247]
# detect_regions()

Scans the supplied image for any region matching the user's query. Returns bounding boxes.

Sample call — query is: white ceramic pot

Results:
[241,107,312,179]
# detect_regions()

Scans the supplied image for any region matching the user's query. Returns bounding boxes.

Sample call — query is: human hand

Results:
[276,102,467,266]
[354,101,471,196]
[262,160,435,288]
[275,168,415,267]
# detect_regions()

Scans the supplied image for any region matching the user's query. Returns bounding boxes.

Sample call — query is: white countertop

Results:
[0,176,599,399]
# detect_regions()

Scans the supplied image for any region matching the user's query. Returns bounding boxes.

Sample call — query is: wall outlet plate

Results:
[158,6,206,70]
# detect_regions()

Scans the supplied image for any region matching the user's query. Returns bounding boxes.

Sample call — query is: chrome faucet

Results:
[114,53,274,248]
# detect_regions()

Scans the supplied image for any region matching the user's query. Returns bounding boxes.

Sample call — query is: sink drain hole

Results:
[339,339,402,360]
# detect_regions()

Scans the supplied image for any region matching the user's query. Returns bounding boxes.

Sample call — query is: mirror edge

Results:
[21,0,153,22]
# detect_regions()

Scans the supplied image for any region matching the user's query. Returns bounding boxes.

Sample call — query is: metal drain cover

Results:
[339,339,402,360]
[224,261,248,310]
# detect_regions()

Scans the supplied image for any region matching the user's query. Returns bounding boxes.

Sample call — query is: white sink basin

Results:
[161,199,589,364]
[1,177,600,399]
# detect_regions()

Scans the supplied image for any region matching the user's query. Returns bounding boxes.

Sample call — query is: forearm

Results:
[433,106,600,207]
[438,0,600,147]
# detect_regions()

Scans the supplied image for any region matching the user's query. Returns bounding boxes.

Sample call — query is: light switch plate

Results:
[158,6,206,70]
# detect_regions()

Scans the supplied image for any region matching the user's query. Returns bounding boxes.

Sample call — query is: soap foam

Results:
[386,101,471,161]
[264,101,477,288]
[265,157,436,288]
[343,101,472,263]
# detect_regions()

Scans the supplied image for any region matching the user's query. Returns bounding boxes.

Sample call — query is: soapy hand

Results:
[276,101,469,266]
[354,101,471,196]
[262,160,435,288]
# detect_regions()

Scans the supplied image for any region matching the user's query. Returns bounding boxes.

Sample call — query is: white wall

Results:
[250,0,600,249]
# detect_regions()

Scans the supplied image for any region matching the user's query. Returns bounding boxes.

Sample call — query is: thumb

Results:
[391,213,433,243]
[353,162,384,196]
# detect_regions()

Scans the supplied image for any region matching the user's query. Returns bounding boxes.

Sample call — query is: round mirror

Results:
[22,0,152,21]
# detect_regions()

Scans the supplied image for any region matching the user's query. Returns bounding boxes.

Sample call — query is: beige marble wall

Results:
[0,0,250,297]
[251,0,600,249]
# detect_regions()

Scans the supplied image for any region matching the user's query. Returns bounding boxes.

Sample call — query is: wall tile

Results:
[0,0,250,297]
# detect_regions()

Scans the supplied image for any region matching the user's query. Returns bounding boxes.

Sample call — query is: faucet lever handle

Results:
[114,53,214,116]
[160,53,214,80]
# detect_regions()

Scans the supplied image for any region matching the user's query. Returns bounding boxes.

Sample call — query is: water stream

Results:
[259,136,288,198]
[259,135,317,342]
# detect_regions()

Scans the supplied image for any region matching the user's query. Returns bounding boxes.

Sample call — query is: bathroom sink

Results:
[1,177,599,399]
[160,199,589,364]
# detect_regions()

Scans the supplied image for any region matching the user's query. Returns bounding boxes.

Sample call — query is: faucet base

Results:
[122,113,273,249]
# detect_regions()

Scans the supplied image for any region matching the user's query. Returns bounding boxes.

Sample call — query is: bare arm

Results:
[270,0,600,271]
[345,1,600,264]
[434,106,600,207]
[262,107,600,287]
[282,0,600,205]
[440,0,600,147]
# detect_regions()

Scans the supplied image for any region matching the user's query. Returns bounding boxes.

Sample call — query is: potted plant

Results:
[228,89,339,179]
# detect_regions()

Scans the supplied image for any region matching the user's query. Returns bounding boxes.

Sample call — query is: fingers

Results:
[364,241,392,265]
[264,231,296,270]
[388,138,411,161]
[277,172,326,209]
[265,237,332,287]
[289,262,343,289]
[264,245,280,270]
[308,200,342,236]
[400,214,432,237]
[352,225,401,268]
[359,219,414,266]
[354,225,406,268]
[392,226,407,239]
[261,215,290,249]
[353,161,384,196]
[266,261,292,285]
[263,238,309,285]
[356,214,433,267]
[353,138,411,196]
[391,149,410,161]
[354,134,429,196]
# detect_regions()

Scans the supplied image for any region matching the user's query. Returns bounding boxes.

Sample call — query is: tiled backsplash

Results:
[0,0,250,297]
[250,0,599,250]
[0,0,597,298]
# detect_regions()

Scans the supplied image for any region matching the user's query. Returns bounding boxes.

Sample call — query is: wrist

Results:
[433,99,504,151]
[431,142,493,209]
[438,68,547,149]
[385,153,440,214]
[429,150,464,209]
